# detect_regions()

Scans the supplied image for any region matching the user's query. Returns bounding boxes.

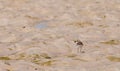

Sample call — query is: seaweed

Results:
[6,69,11,71]
[15,53,26,60]
[73,58,88,62]
[107,56,120,62]
[40,53,52,59]
[44,56,51,59]
[98,25,108,28]
[8,48,13,50]
[32,59,40,64]
[41,60,55,66]
[25,15,39,20]
[68,21,93,28]
[41,61,52,66]
[31,53,52,65]
[101,40,119,45]
[0,57,11,60]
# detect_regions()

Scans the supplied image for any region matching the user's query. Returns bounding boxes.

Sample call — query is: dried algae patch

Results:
[101,40,120,45]
[40,53,52,59]
[24,53,52,65]
[25,15,39,20]
[107,56,120,62]
[0,57,11,60]
[32,59,41,65]
[12,53,26,60]
[41,61,52,66]
[98,25,109,28]
[73,58,88,62]
[44,56,51,59]
[68,21,93,28]
[41,60,55,66]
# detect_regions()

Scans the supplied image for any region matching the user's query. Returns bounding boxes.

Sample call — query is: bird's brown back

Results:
[74,40,83,46]
[76,41,83,45]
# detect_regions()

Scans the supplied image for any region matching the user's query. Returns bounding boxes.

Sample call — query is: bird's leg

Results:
[78,46,84,53]
[77,47,80,53]
[80,46,83,53]
[77,47,81,53]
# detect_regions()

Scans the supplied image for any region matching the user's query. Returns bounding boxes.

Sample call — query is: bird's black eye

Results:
[74,41,77,43]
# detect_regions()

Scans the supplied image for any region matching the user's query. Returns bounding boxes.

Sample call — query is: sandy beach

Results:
[0,0,120,71]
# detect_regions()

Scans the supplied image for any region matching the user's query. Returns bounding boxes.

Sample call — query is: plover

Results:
[74,40,84,53]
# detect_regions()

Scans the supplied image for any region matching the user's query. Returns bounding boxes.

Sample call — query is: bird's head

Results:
[74,40,80,43]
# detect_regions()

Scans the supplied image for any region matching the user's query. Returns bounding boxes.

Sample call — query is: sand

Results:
[0,0,120,71]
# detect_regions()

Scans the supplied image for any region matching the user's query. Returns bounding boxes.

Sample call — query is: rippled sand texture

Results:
[0,0,120,71]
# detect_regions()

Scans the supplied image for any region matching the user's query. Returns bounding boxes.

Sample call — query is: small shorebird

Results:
[74,40,84,53]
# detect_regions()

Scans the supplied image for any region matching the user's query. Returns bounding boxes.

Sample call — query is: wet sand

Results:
[0,0,120,71]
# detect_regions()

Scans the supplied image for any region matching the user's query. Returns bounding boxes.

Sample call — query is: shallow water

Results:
[35,21,48,29]
[35,24,47,29]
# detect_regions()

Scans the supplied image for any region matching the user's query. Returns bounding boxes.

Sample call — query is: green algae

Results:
[107,56,120,62]
[40,53,52,59]
[19,53,25,58]
[44,56,51,59]
[25,53,52,65]
[76,21,93,27]
[33,54,40,59]
[68,21,93,28]
[101,40,120,45]
[14,53,26,60]
[0,57,11,60]
[8,48,13,50]
[98,25,108,28]
[41,61,52,66]
[41,60,55,66]
[11,53,53,65]
[73,58,88,62]
[32,59,41,64]
[31,53,52,59]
